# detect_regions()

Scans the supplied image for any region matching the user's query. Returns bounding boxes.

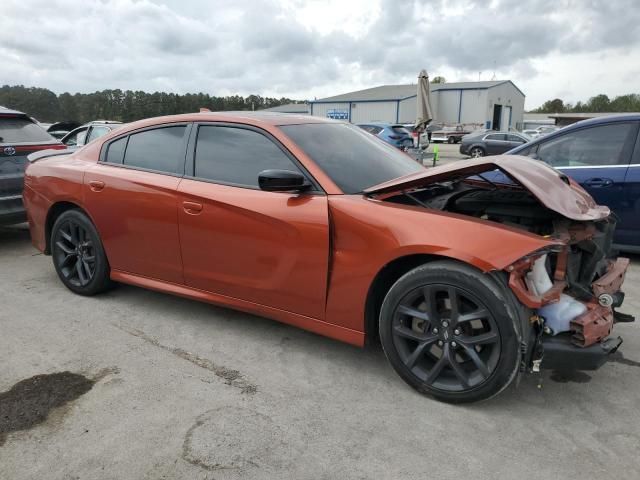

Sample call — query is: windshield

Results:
[280,123,425,194]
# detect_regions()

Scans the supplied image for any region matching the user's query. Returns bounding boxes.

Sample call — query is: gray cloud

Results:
[0,0,638,105]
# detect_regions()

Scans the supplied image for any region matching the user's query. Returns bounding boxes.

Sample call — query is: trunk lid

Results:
[364,155,610,222]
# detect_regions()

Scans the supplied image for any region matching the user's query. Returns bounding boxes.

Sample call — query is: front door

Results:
[84,124,190,283]
[177,124,329,319]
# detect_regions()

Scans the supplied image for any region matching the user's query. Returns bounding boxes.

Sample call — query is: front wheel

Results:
[51,209,113,296]
[470,147,485,158]
[379,261,520,403]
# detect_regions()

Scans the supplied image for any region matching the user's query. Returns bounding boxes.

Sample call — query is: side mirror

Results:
[258,169,310,192]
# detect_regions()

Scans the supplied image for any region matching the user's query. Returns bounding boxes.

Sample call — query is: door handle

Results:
[182,201,203,215]
[584,177,613,188]
[88,180,105,192]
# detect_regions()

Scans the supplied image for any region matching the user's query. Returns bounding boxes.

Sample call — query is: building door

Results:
[502,106,512,130]
[492,104,502,130]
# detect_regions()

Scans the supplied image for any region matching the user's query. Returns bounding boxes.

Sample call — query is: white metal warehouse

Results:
[309,80,525,131]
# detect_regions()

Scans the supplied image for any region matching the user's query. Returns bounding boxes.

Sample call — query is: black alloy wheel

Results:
[51,209,112,295]
[390,284,500,392]
[379,261,520,403]
[53,219,96,287]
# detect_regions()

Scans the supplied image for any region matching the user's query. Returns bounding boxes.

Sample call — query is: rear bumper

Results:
[0,195,26,226]
[541,334,623,370]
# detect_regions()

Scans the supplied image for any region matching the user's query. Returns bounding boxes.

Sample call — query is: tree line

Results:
[0,85,301,123]
[532,93,640,114]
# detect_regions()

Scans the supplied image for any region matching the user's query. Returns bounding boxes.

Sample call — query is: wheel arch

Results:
[44,201,89,254]
[364,253,472,345]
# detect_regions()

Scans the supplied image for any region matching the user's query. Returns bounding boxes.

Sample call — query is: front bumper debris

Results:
[540,334,623,371]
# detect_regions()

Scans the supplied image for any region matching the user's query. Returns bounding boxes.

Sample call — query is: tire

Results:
[379,260,520,403]
[447,136,455,144]
[50,209,113,296]
[470,147,485,158]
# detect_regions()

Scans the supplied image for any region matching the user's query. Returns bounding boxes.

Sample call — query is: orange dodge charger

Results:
[23,112,633,403]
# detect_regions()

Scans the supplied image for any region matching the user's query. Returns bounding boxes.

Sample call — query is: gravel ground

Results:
[1,223,639,480]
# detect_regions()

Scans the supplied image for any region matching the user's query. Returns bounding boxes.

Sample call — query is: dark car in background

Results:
[508,114,640,251]
[460,131,530,157]
[357,123,413,149]
[61,120,124,148]
[0,106,65,225]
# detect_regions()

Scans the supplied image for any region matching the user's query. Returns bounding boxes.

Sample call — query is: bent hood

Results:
[364,155,610,222]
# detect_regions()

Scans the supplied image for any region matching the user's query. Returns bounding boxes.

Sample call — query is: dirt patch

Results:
[182,406,297,473]
[112,322,257,394]
[0,372,94,446]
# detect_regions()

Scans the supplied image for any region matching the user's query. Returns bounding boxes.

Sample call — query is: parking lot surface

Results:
[1,223,640,480]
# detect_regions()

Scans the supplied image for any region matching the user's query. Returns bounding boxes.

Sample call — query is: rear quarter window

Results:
[0,117,55,143]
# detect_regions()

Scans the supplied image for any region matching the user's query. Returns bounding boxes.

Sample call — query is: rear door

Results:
[507,133,528,150]
[84,124,190,283]
[177,123,329,319]
[532,121,639,246]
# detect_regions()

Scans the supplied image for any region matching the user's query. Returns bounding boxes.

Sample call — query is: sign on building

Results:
[326,109,349,120]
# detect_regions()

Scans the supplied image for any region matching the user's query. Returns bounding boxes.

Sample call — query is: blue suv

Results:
[357,123,414,149]
[508,114,640,252]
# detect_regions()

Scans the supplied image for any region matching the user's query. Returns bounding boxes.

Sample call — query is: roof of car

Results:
[114,111,338,133]
[509,113,640,154]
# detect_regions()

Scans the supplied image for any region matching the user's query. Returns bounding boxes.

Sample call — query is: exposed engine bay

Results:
[381,173,634,369]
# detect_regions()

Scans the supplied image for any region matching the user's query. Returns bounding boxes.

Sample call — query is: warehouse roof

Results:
[261,102,309,114]
[313,80,518,103]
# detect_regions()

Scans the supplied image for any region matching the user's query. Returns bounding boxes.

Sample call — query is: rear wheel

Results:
[379,261,520,403]
[448,136,455,144]
[51,209,112,296]
[470,147,485,158]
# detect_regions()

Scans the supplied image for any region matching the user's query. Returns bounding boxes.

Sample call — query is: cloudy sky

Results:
[1,0,638,109]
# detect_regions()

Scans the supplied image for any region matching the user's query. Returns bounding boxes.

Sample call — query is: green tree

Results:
[431,76,446,84]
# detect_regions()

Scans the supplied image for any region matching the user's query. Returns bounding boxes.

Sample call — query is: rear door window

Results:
[0,117,54,143]
[123,126,187,174]
[536,123,636,167]
[485,134,507,141]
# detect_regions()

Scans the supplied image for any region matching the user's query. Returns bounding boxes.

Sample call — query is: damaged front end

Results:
[365,155,635,372]
[507,218,633,371]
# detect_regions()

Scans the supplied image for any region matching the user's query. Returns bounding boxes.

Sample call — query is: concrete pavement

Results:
[1,223,639,480]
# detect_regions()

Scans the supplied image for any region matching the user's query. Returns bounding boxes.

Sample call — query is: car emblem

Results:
[3,146,16,156]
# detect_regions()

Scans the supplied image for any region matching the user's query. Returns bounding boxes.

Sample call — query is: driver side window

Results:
[193,126,305,188]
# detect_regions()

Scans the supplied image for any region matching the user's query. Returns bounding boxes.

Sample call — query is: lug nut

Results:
[451,341,457,347]
[442,321,449,328]
[432,328,439,334]
[454,329,460,335]
[437,340,444,347]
